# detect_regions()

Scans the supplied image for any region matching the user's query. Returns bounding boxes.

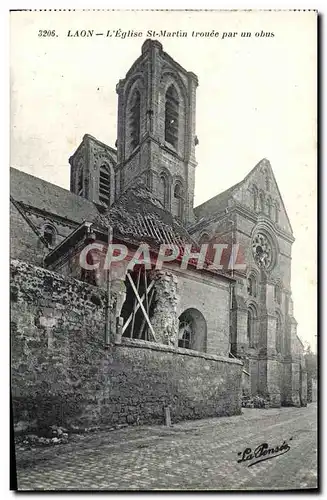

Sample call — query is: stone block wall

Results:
[11,259,242,432]
[310,378,317,403]
[173,265,231,356]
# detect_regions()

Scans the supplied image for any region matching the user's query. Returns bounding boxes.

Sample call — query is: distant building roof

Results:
[10,167,100,224]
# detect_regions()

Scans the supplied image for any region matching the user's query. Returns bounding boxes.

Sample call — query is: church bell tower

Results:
[115,39,198,223]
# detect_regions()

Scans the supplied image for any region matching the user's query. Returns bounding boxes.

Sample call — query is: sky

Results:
[10,10,317,350]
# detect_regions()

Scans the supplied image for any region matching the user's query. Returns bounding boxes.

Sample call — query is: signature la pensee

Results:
[237,438,292,467]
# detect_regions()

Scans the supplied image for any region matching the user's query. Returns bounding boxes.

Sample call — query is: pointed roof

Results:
[69,133,117,166]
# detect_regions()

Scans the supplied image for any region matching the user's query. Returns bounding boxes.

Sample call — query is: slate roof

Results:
[10,167,100,224]
[193,181,241,220]
[93,183,196,247]
[10,168,196,250]
[187,181,241,235]
[11,167,233,281]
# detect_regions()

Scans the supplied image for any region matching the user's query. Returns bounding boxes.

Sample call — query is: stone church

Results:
[10,39,307,431]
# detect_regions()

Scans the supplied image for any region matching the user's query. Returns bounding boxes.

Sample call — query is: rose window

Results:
[252,233,273,269]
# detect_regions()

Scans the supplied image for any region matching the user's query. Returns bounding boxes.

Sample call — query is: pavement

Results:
[15,402,318,491]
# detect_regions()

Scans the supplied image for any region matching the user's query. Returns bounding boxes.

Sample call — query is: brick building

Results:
[10,39,307,431]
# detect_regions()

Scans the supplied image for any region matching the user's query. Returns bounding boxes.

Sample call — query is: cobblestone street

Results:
[15,403,317,491]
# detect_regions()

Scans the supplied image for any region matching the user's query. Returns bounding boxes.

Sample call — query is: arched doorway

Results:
[178,308,207,352]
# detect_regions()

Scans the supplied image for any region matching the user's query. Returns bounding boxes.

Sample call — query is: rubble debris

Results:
[241,395,270,409]
[16,426,69,448]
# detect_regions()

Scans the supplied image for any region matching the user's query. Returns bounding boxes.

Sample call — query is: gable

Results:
[193,159,293,237]
[232,159,293,235]
[10,167,103,264]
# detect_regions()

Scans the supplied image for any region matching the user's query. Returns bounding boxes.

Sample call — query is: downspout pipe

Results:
[105,224,113,346]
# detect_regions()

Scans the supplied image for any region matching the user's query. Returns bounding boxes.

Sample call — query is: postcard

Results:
[10,9,317,491]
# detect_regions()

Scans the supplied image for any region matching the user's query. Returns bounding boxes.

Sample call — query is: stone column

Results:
[149,270,179,346]
[257,274,281,406]
[282,358,293,405]
[231,306,248,356]
[108,261,128,340]
[230,280,248,356]
[249,356,259,396]
[266,359,282,407]
[301,368,308,406]
[110,279,127,338]
[291,361,301,407]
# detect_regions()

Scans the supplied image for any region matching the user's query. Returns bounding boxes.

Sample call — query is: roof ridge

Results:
[83,133,117,154]
[10,167,100,225]
[10,167,96,205]
[11,166,69,192]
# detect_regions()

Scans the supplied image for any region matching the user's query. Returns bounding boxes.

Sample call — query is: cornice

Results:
[17,202,80,229]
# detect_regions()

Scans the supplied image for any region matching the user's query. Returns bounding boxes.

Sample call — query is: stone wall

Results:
[308,378,317,403]
[173,264,231,356]
[11,259,242,432]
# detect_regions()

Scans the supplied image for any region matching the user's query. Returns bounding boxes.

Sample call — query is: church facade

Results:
[10,40,307,431]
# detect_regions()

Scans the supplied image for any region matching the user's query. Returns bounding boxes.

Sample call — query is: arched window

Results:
[259,191,265,212]
[274,201,280,223]
[173,181,183,219]
[129,90,141,151]
[276,312,283,353]
[178,317,192,349]
[165,85,179,149]
[265,174,271,192]
[247,304,257,348]
[267,196,273,218]
[247,274,257,297]
[77,168,83,196]
[178,308,207,352]
[252,185,258,211]
[99,164,111,205]
[262,167,271,192]
[158,174,169,209]
[274,283,282,305]
[43,224,56,248]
